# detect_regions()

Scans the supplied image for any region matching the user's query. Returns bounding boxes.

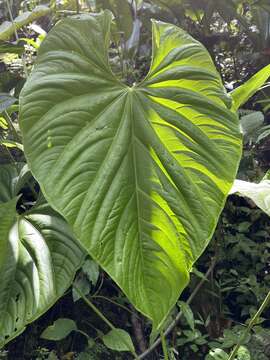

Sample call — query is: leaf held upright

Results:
[19,11,242,329]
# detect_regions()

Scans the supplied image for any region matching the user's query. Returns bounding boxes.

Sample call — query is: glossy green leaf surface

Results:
[20,11,242,328]
[0,165,85,347]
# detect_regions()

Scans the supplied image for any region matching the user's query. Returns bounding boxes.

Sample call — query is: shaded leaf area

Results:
[0,164,85,347]
[4,194,270,359]
[5,275,137,360]
[20,11,241,329]
[41,319,77,341]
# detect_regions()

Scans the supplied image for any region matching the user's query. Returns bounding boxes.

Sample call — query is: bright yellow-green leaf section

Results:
[230,64,270,111]
[19,11,242,329]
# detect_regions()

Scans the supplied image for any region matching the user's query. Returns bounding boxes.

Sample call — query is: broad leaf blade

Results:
[230,64,270,111]
[20,11,242,329]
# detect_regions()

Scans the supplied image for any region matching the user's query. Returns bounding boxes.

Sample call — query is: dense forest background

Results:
[0,0,270,359]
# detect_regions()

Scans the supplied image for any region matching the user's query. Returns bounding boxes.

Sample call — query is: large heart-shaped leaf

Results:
[0,165,85,347]
[19,11,242,328]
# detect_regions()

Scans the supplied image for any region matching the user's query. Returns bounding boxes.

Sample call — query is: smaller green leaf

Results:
[47,352,59,360]
[102,328,135,353]
[114,0,133,41]
[178,301,195,331]
[0,140,23,151]
[41,318,77,341]
[82,259,99,287]
[206,348,229,360]
[257,125,270,143]
[72,276,91,302]
[0,42,24,55]
[230,64,270,110]
[0,6,51,41]
[0,94,17,113]
[240,111,264,136]
[0,117,8,129]
[0,163,25,203]
[72,259,99,302]
[237,346,251,360]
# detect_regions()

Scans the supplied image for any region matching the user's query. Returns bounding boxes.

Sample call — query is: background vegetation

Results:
[0,0,270,359]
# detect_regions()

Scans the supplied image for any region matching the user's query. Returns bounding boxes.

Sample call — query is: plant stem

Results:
[76,0,80,14]
[139,257,216,359]
[6,0,29,77]
[91,295,139,318]
[160,330,169,360]
[228,290,270,360]
[4,111,21,143]
[74,285,115,330]
[6,0,19,42]
[74,285,140,360]
[76,329,90,340]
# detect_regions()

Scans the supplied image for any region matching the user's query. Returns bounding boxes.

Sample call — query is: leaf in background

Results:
[215,0,249,29]
[230,64,270,111]
[19,11,242,329]
[102,328,135,352]
[0,163,26,202]
[237,346,251,360]
[41,318,77,341]
[0,140,23,151]
[178,301,195,331]
[126,18,141,52]
[0,6,51,41]
[96,0,133,42]
[251,2,270,46]
[0,43,24,55]
[0,164,85,347]
[82,259,99,287]
[72,275,91,302]
[257,124,270,143]
[230,173,270,216]
[0,117,8,129]
[114,0,133,42]
[0,93,17,113]
[240,111,264,137]
[72,259,99,302]
[206,348,229,360]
